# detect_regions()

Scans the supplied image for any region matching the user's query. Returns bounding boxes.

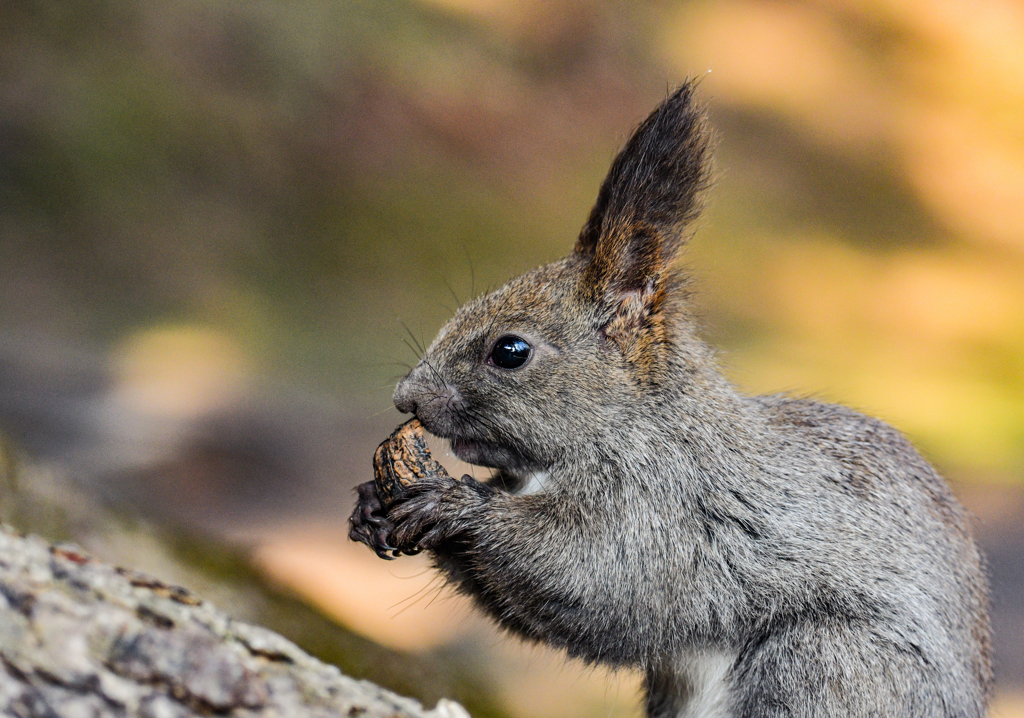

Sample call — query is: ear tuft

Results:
[575,81,713,296]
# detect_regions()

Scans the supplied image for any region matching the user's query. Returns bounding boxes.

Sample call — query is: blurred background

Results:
[1,0,1022,716]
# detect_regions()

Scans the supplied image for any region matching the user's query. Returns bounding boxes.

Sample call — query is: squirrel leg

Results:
[728,619,964,718]
[386,473,496,552]
[407,490,673,666]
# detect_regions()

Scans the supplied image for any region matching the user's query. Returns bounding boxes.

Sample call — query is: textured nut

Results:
[373,419,450,505]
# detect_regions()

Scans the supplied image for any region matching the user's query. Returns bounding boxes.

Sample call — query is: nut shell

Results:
[373,419,450,505]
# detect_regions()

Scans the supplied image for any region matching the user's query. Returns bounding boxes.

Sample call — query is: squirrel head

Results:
[394,82,713,475]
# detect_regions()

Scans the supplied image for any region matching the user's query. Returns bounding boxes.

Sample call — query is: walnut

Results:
[373,419,450,506]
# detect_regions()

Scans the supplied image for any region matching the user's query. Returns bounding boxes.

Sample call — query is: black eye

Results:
[489,335,532,369]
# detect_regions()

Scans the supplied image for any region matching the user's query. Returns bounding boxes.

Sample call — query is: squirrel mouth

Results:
[448,436,532,473]
[449,438,492,466]
[449,438,547,494]
[412,414,537,472]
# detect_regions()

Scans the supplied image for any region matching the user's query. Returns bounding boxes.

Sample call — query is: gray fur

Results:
[351,82,992,717]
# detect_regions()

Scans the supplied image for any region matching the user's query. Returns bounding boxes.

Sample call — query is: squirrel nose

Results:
[393,375,418,414]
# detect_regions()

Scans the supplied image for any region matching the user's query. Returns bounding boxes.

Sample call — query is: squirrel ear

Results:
[574,81,712,300]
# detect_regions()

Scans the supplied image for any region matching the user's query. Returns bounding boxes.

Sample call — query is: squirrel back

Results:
[354,81,992,718]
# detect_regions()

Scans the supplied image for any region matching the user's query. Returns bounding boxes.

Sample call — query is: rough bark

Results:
[0,525,469,718]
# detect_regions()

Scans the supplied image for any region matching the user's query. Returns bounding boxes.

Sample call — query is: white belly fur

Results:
[675,650,734,718]
[518,469,549,495]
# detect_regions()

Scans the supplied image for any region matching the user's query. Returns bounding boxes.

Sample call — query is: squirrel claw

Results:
[414,524,449,552]
[349,481,400,558]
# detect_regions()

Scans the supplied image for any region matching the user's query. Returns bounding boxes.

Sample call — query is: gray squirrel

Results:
[349,82,993,718]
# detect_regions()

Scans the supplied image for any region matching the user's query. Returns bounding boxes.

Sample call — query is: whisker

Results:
[440,274,461,307]
[462,244,476,298]
[390,573,450,616]
[401,338,422,363]
[398,320,424,358]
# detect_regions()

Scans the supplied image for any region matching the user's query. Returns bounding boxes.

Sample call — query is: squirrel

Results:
[349,81,992,718]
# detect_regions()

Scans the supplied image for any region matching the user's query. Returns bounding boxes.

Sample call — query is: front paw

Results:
[348,481,399,559]
[388,475,491,554]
